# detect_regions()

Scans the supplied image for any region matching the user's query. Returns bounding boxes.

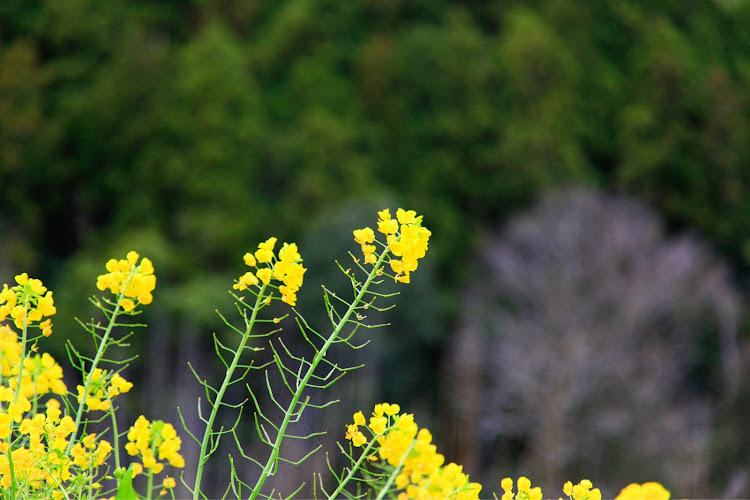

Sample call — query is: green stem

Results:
[249,248,391,499]
[65,274,134,456]
[147,470,154,500]
[110,396,121,471]
[191,285,267,500]
[8,294,30,500]
[326,438,380,499]
[13,294,30,406]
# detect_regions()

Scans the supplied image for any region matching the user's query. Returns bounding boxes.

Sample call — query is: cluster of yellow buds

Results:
[71,432,113,470]
[501,477,543,500]
[0,401,78,489]
[0,273,56,334]
[345,402,481,499]
[353,208,431,283]
[76,368,133,411]
[561,479,602,500]
[125,415,185,476]
[13,352,67,400]
[96,251,156,312]
[0,327,66,428]
[233,238,306,306]
[345,402,401,448]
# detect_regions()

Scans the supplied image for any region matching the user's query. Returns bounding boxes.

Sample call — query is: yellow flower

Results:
[369,415,387,435]
[615,482,670,500]
[256,268,272,285]
[565,479,601,500]
[378,217,399,235]
[564,481,574,496]
[353,228,375,245]
[352,432,367,447]
[345,424,367,447]
[255,237,277,264]
[243,252,257,267]
[353,411,365,426]
[396,209,418,225]
[502,477,514,497]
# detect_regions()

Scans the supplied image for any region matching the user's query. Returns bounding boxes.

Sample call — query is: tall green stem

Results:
[7,294,30,500]
[192,285,267,500]
[65,274,133,455]
[250,248,390,499]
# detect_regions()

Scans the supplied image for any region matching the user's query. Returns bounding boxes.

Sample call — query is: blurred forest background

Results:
[2,0,750,497]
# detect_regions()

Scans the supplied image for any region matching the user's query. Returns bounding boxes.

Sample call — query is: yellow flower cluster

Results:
[125,415,185,476]
[71,432,113,470]
[233,238,306,306]
[76,368,133,411]
[0,327,66,399]
[0,400,78,490]
[353,208,431,283]
[345,402,401,447]
[96,251,156,312]
[615,482,670,500]
[501,477,543,500]
[0,327,67,431]
[0,273,56,334]
[345,402,481,499]
[562,479,602,500]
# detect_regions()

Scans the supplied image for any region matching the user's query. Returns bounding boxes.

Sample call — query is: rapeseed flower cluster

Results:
[345,402,481,499]
[125,415,185,476]
[76,368,133,411]
[0,273,56,334]
[0,327,67,400]
[561,479,602,500]
[96,251,156,312]
[70,431,113,470]
[615,482,670,500]
[0,401,78,491]
[353,208,431,283]
[0,329,67,441]
[233,238,306,306]
[501,477,543,500]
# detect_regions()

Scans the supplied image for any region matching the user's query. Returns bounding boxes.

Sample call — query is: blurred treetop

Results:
[1,0,749,287]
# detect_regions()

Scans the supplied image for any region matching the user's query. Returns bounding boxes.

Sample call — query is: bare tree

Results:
[444,186,741,497]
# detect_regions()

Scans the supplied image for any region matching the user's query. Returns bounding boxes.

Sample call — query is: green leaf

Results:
[115,465,142,500]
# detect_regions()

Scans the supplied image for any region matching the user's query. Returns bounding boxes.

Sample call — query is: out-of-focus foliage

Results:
[1,0,750,496]
[3,0,750,278]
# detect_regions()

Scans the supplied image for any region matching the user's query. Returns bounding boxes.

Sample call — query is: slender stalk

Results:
[249,247,390,499]
[326,438,379,499]
[191,284,267,500]
[65,273,133,455]
[146,470,154,500]
[110,397,121,471]
[12,295,30,406]
[8,294,30,500]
